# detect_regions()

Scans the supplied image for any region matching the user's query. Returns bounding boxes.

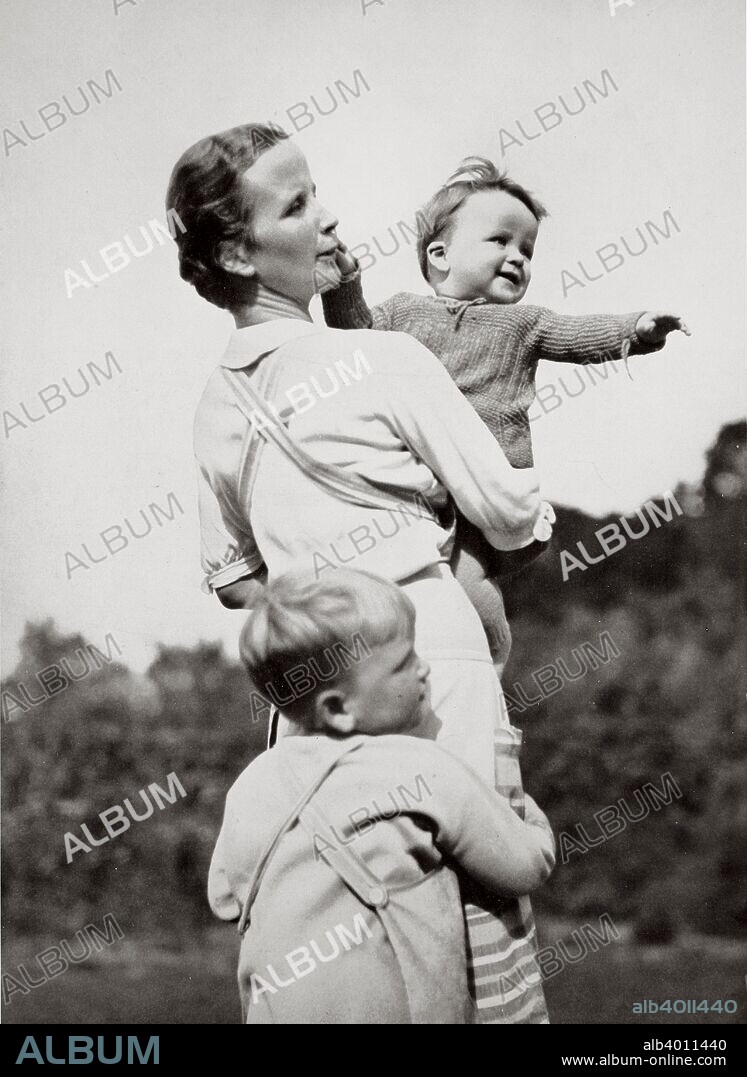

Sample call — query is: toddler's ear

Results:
[314,689,356,735]
[426,240,449,276]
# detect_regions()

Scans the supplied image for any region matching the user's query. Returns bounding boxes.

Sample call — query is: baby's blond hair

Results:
[417,156,548,281]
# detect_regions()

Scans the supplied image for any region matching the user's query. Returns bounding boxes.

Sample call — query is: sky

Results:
[1,0,744,672]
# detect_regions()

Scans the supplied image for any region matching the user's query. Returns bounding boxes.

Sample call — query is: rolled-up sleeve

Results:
[383,334,543,550]
[196,462,264,593]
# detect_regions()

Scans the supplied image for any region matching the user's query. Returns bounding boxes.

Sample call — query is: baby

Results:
[208,567,555,1024]
[323,157,689,663]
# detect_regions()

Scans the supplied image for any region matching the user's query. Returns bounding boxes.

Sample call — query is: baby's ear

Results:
[314,689,356,735]
[426,240,449,275]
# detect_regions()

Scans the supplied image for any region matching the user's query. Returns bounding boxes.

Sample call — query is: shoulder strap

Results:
[234,356,282,513]
[283,758,391,910]
[237,738,367,935]
[223,365,440,518]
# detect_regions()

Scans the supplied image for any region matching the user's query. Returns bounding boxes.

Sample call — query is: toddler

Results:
[208,567,555,1023]
[323,157,689,663]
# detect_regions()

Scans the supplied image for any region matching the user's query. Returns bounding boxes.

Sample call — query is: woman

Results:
[167,123,552,1023]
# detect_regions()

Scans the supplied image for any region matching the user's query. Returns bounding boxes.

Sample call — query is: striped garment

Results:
[462,726,549,1024]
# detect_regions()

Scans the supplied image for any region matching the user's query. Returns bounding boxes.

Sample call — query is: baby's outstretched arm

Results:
[527,306,689,367]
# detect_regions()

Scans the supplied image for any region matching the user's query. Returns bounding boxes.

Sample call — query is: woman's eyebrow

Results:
[392,647,414,672]
[284,181,314,205]
[282,188,305,208]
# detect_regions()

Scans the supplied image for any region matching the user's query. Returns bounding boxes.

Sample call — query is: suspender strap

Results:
[235,356,283,515]
[282,758,391,911]
[237,738,367,935]
[222,365,442,519]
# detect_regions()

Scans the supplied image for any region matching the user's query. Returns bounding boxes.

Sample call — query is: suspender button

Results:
[368,886,388,908]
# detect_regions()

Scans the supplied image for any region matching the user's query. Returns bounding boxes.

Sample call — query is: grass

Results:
[4,923,744,1025]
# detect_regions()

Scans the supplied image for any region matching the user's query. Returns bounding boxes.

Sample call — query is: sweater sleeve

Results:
[425,747,556,897]
[526,307,665,366]
[321,273,394,331]
[382,333,546,550]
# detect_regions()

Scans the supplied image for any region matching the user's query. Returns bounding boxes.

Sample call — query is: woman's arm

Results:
[195,457,267,601]
[384,335,548,550]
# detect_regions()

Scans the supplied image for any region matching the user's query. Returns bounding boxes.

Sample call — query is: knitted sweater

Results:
[323,279,663,468]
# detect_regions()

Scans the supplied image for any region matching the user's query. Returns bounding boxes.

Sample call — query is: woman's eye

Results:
[286,197,305,216]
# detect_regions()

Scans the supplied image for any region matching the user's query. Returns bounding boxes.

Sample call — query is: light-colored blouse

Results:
[194,319,543,592]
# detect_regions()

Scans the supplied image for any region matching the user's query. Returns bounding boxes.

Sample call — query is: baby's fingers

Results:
[654,312,691,337]
[335,241,359,277]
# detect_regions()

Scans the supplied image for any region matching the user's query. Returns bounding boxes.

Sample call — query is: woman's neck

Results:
[232,285,312,328]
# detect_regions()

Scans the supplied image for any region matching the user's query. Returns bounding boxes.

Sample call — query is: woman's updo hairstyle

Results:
[166,123,289,310]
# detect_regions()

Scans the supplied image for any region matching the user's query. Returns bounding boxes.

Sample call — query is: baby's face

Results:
[438,189,539,304]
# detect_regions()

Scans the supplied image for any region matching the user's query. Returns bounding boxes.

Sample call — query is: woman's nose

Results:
[318,201,339,238]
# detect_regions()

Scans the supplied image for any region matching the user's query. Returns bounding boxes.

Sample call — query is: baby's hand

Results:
[636,312,691,345]
[314,238,359,294]
[333,239,360,281]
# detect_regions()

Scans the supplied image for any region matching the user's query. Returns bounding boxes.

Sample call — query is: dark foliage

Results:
[3,424,745,941]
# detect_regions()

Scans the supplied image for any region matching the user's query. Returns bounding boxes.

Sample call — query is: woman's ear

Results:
[426,239,449,277]
[313,689,356,735]
[217,241,256,278]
